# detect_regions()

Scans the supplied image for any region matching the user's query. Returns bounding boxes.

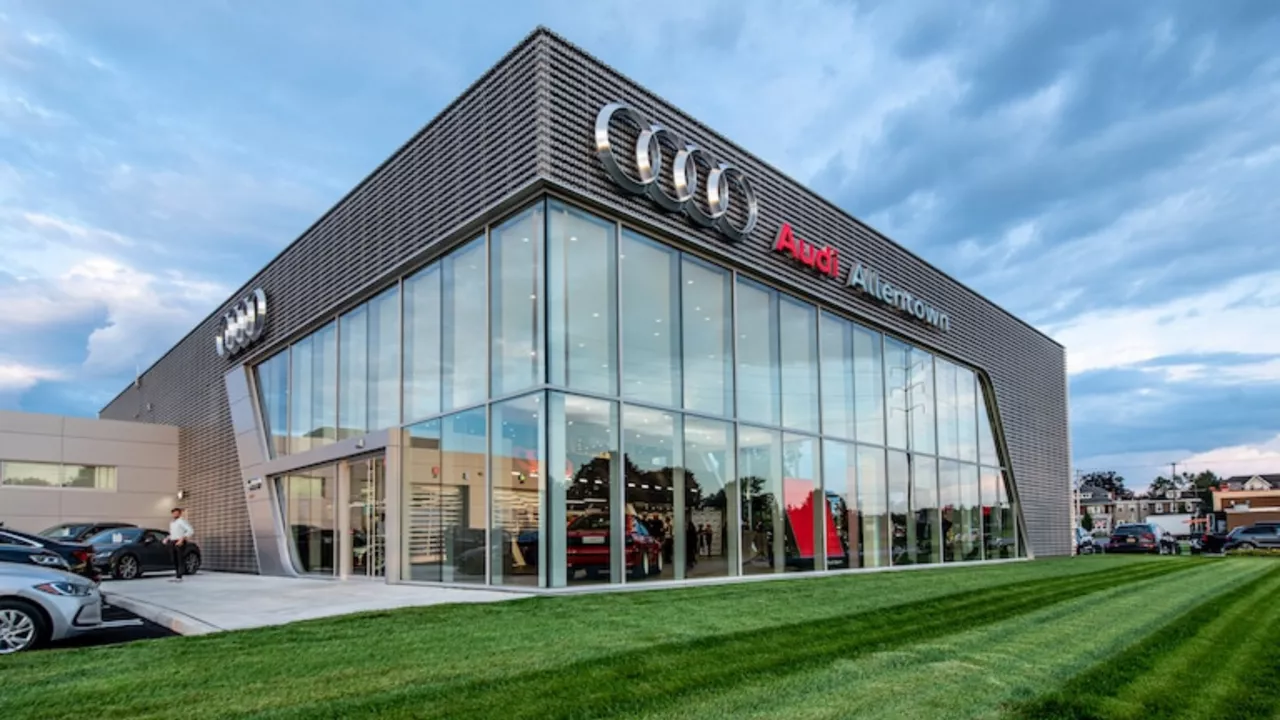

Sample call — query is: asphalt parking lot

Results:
[46,603,176,651]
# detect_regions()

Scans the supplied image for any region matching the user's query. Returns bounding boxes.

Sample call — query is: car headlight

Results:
[31,554,68,567]
[34,581,94,597]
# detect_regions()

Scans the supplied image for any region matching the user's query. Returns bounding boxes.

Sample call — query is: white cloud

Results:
[0,360,60,392]
[1050,268,1280,375]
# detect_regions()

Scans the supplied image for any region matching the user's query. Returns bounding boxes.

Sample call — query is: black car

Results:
[38,521,137,543]
[87,527,201,580]
[0,527,98,581]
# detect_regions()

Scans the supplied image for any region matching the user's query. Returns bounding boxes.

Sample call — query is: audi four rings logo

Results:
[215,288,268,358]
[594,102,759,242]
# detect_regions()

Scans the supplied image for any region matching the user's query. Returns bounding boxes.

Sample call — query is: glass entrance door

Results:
[347,456,386,578]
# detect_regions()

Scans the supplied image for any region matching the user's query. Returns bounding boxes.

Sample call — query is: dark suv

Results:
[1225,524,1280,551]
[1109,523,1178,555]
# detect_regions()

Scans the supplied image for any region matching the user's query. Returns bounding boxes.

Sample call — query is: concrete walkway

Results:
[102,572,527,636]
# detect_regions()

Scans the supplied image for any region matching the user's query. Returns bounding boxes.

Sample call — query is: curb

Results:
[103,591,223,636]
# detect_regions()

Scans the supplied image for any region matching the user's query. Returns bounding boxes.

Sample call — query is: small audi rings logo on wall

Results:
[215,288,268,358]
[594,102,760,242]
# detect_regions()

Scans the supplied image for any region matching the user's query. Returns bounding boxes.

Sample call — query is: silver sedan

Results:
[0,563,103,654]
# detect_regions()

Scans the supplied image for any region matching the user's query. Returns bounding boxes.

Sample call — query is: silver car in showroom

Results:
[0,562,103,654]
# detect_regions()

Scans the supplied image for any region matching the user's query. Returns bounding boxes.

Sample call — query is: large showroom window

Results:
[254,195,1025,587]
[277,466,336,575]
[491,204,544,398]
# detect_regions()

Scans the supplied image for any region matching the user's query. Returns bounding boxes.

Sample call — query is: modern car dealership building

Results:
[101,28,1070,588]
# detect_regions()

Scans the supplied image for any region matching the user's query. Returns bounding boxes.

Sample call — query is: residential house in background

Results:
[1213,474,1280,531]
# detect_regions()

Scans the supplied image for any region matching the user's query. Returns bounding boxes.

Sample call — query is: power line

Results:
[1074,455,1280,474]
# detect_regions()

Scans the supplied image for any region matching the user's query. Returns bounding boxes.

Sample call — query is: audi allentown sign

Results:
[773,223,952,333]
[595,102,759,242]
[215,288,269,358]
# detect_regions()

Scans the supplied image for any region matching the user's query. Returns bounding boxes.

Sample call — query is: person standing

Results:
[165,507,195,583]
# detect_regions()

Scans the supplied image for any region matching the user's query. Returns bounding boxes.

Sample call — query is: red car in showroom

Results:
[566,513,663,580]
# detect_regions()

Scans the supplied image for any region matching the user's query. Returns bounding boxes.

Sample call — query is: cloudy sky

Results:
[2,1,1277,491]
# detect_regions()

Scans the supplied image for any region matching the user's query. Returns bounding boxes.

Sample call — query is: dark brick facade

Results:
[102,28,1070,571]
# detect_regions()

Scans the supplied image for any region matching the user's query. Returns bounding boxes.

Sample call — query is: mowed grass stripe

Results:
[1008,562,1280,720]
[623,558,1271,720]
[263,560,1197,719]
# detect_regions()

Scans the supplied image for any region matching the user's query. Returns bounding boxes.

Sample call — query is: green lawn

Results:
[3,556,1278,719]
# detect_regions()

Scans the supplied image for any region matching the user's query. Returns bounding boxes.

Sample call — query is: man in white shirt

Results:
[165,507,195,583]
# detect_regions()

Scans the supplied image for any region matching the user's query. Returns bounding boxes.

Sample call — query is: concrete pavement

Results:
[101,572,527,635]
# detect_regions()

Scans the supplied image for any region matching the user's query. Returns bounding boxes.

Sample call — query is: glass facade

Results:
[255,195,1023,585]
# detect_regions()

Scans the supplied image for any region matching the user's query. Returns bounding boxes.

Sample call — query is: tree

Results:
[1080,471,1132,499]
[1081,510,1094,532]
[1147,474,1181,498]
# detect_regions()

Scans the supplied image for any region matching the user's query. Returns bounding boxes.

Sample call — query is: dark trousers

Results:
[171,542,185,578]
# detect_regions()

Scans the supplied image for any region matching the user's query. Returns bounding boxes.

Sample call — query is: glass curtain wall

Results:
[256,195,1026,587]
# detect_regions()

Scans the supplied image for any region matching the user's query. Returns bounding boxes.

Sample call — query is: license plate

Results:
[582,537,605,545]
[1127,538,1136,543]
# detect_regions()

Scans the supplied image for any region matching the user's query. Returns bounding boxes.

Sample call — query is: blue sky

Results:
[1,1,1278,491]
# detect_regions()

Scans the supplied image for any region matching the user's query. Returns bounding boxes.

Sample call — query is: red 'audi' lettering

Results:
[773,223,839,278]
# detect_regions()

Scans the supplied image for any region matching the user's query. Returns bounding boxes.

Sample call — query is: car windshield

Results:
[85,528,142,545]
[39,524,87,539]
[1114,526,1150,536]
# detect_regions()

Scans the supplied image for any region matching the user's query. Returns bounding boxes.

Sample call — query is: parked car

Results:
[0,543,75,573]
[38,522,136,543]
[1197,528,1241,554]
[1108,523,1179,555]
[85,527,201,580]
[1223,524,1280,551]
[1075,528,1097,555]
[0,528,99,581]
[0,562,103,653]
[565,513,664,579]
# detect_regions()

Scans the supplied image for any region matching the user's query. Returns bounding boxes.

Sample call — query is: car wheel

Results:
[113,554,141,580]
[1240,542,1257,550]
[184,552,201,576]
[0,600,47,655]
[655,550,663,575]
[634,552,650,579]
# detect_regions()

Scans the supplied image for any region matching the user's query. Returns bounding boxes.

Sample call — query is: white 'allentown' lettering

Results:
[846,263,951,332]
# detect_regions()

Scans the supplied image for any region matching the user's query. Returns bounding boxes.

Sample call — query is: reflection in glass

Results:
[289,323,337,455]
[910,454,940,565]
[622,231,681,407]
[256,351,289,458]
[490,395,542,587]
[978,384,1001,467]
[940,460,960,562]
[857,444,889,568]
[957,367,978,463]
[491,204,545,397]
[402,419,442,581]
[887,450,909,566]
[819,312,855,440]
[551,394,619,586]
[822,440,856,570]
[403,264,442,422]
[780,297,819,433]
[936,359,960,460]
[909,348,935,455]
[368,288,400,431]
[982,467,1017,559]
[959,462,981,561]
[854,326,885,446]
[884,339,910,450]
[443,237,487,411]
[739,425,782,575]
[685,416,735,578]
[277,466,336,574]
[549,202,617,395]
[682,258,733,417]
[736,279,780,426]
[623,405,681,582]
[338,304,369,439]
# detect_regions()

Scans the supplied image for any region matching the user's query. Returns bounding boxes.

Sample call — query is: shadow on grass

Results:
[269,561,1196,719]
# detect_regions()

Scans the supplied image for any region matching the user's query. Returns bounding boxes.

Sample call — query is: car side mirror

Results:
[142,535,154,545]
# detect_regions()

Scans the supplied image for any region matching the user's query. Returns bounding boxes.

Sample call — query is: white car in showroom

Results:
[0,562,103,654]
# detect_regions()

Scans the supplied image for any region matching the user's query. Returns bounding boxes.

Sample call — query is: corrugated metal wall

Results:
[101,28,1069,572]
